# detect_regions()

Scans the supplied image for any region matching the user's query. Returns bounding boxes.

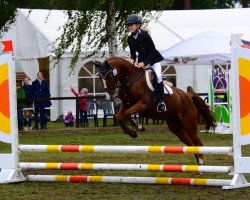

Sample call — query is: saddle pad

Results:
[163,83,173,95]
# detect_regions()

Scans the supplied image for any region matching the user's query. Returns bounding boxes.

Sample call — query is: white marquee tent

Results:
[162,30,231,65]
[1,8,250,120]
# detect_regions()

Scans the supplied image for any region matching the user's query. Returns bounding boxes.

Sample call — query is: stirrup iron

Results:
[157,102,167,112]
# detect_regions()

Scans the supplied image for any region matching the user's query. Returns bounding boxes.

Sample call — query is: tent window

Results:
[78,61,104,94]
[162,65,176,87]
[78,78,93,93]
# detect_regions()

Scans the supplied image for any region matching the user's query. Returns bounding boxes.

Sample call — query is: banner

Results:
[0,53,16,143]
[231,46,250,174]
[238,57,250,135]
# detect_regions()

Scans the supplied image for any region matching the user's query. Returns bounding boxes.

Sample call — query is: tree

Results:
[0,0,173,69]
[171,0,236,10]
[46,0,173,69]
[241,0,249,7]
[0,0,51,36]
[1,0,239,69]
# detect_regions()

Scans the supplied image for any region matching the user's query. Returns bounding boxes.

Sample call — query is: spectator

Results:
[70,86,88,128]
[64,111,75,127]
[32,71,51,130]
[23,77,34,130]
[16,82,25,131]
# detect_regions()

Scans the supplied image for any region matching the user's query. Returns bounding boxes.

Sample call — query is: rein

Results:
[101,62,148,96]
[127,68,145,90]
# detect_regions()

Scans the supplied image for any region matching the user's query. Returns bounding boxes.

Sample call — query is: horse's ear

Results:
[104,60,110,67]
[92,61,101,68]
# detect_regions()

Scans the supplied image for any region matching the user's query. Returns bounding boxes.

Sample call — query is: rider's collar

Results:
[132,29,141,39]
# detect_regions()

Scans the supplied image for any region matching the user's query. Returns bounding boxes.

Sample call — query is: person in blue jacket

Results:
[32,71,51,130]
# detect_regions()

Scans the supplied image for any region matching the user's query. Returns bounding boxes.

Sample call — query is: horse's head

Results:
[93,60,119,101]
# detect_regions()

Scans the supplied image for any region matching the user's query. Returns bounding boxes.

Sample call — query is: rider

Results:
[126,14,167,112]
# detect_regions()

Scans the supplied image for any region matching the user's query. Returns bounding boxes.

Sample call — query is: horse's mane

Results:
[107,57,138,73]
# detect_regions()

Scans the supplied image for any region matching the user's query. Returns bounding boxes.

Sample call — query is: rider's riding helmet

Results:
[125,14,142,25]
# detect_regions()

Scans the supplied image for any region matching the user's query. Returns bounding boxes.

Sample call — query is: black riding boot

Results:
[156,81,167,112]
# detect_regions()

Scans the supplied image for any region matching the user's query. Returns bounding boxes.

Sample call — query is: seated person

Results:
[64,111,75,127]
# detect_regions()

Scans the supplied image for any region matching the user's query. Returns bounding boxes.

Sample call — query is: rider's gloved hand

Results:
[137,62,145,69]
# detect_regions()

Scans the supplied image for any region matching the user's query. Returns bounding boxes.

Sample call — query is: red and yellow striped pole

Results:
[19,162,232,174]
[27,175,232,187]
[18,145,233,155]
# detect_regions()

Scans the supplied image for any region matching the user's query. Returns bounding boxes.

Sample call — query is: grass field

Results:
[0,121,250,200]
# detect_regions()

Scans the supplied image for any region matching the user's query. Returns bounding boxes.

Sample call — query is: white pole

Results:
[27,175,232,187]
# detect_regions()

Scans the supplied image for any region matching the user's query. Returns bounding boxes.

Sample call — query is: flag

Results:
[0,40,14,55]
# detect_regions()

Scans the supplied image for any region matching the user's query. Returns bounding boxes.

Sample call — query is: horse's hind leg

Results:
[180,114,205,165]
[166,118,204,165]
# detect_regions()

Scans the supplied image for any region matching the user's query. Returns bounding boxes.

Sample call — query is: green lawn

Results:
[0,122,250,200]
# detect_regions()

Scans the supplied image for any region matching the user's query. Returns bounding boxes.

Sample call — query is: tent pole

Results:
[211,60,215,72]
[149,14,184,41]
[193,64,196,91]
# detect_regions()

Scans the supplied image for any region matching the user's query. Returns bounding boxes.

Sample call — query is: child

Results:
[64,111,75,127]
[23,77,34,130]
[70,86,89,128]
[16,82,25,131]
[126,14,166,112]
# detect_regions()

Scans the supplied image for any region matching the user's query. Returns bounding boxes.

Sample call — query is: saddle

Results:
[145,69,173,95]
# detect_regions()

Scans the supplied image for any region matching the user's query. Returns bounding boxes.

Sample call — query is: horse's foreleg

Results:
[115,105,137,138]
[131,114,145,131]
[124,100,148,133]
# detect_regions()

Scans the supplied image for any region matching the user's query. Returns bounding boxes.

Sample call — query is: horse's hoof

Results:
[129,134,137,138]
[128,131,137,138]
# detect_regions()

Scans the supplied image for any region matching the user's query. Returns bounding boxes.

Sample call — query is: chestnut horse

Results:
[93,57,215,165]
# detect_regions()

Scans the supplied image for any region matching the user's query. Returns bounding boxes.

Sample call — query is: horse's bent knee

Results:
[115,115,124,124]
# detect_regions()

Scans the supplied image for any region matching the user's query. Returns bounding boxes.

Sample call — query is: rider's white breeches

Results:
[151,62,162,83]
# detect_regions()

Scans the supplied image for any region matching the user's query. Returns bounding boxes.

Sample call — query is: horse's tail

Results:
[191,93,216,132]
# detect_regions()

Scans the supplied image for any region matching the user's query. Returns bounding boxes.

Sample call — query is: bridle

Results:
[99,63,121,94]
[99,61,144,95]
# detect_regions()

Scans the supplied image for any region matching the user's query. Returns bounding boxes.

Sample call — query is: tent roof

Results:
[2,8,250,59]
[162,30,232,65]
[147,8,250,51]
[21,8,250,49]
